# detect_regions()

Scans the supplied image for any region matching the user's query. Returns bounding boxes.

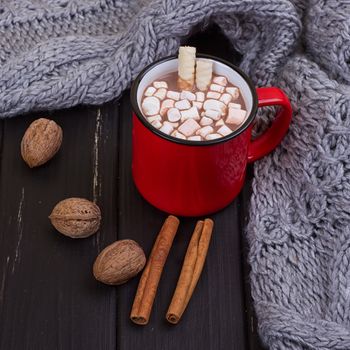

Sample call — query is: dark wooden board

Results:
[0,26,264,350]
[117,93,248,350]
[0,104,120,350]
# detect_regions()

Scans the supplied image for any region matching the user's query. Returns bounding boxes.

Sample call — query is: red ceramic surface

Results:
[131,55,292,216]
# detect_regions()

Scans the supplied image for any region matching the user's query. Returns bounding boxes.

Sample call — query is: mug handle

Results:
[247,87,292,163]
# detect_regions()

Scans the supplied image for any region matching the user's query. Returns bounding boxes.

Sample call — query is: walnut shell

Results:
[49,198,101,238]
[93,239,146,285]
[21,118,63,168]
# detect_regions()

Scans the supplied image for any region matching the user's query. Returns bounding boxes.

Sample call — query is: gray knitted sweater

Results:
[1,0,350,348]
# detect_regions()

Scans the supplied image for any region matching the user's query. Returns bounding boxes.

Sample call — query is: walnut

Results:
[21,118,62,168]
[93,240,146,285]
[49,198,101,238]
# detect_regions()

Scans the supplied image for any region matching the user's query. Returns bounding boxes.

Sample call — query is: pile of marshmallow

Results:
[141,76,247,141]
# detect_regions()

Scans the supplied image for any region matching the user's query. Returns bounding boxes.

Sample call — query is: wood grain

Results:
[0,104,119,350]
[0,25,265,350]
[116,91,249,349]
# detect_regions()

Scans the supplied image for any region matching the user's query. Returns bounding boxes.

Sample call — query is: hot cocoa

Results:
[140,46,247,141]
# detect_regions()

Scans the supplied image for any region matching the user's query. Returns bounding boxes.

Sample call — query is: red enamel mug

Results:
[131,55,292,216]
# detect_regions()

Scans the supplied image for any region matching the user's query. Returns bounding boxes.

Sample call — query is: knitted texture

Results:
[1,0,350,349]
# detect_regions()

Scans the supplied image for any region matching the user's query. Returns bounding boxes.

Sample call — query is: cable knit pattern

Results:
[1,1,349,349]
[0,0,300,117]
[304,0,350,84]
[248,54,350,348]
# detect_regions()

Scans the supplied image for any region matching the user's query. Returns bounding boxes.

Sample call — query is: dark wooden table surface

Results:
[0,26,264,350]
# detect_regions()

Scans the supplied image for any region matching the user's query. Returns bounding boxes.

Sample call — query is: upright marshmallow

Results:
[228,102,241,109]
[159,121,174,135]
[226,108,247,125]
[181,106,200,121]
[180,90,196,101]
[160,99,175,117]
[226,87,239,99]
[210,84,225,93]
[154,88,167,100]
[171,131,186,140]
[207,91,221,99]
[167,91,180,101]
[195,59,213,91]
[142,96,160,116]
[153,81,168,89]
[178,46,196,90]
[213,76,228,86]
[195,92,205,102]
[175,99,191,110]
[167,107,181,122]
[220,93,233,105]
[144,86,156,96]
[217,124,232,136]
[205,133,222,140]
[178,119,201,137]
[196,126,214,138]
[202,109,221,121]
[188,135,202,141]
[147,115,162,123]
[200,116,214,126]
[192,101,203,110]
[203,99,226,115]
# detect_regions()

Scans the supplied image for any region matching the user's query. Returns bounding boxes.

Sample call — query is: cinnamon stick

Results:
[166,218,214,324]
[130,215,180,325]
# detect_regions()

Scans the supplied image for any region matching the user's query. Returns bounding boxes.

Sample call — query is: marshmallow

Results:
[167,121,179,128]
[159,121,174,135]
[153,81,168,89]
[210,83,225,93]
[171,131,186,140]
[215,119,225,126]
[142,96,160,116]
[188,135,202,141]
[167,107,181,122]
[226,108,247,125]
[180,90,196,101]
[200,116,214,126]
[151,120,162,129]
[167,90,180,101]
[226,87,239,99]
[195,59,213,91]
[213,76,228,86]
[147,115,162,123]
[203,99,226,115]
[196,126,214,138]
[196,91,205,102]
[207,91,221,99]
[181,106,200,121]
[175,99,191,110]
[202,109,221,121]
[205,133,222,140]
[178,118,201,137]
[192,101,203,110]
[160,99,175,117]
[178,46,196,90]
[217,124,232,136]
[144,86,156,96]
[220,93,233,105]
[228,102,242,109]
[154,88,167,100]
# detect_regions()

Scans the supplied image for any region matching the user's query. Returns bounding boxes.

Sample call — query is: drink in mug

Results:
[140,46,248,141]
